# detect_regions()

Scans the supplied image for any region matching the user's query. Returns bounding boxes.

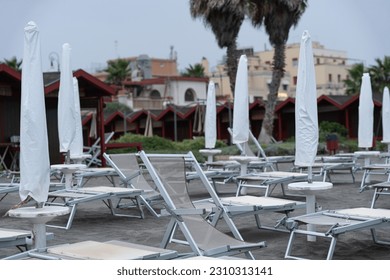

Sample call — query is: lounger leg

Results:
[350,168,355,183]
[323,236,336,260]
[360,170,368,191]
[140,196,160,217]
[209,208,224,227]
[371,228,390,245]
[161,218,177,249]
[285,230,297,259]
[244,251,255,260]
[46,204,75,230]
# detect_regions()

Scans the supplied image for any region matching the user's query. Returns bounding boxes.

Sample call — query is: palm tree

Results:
[190,0,247,94]
[105,58,131,86]
[181,63,205,77]
[368,56,390,94]
[343,63,365,95]
[249,0,307,144]
[2,56,22,71]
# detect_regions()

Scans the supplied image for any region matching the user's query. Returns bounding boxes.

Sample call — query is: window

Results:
[293,76,297,85]
[184,88,195,102]
[150,90,161,99]
[337,74,341,83]
[282,84,288,91]
[316,58,320,65]
[292,58,298,67]
[328,74,332,83]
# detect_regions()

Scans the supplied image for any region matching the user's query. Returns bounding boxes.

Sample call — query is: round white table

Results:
[8,206,70,249]
[288,181,333,242]
[51,163,87,189]
[70,153,92,164]
[199,149,221,163]
[229,156,258,195]
[354,151,381,183]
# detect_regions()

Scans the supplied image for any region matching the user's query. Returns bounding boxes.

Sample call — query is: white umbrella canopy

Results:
[205,81,217,149]
[232,55,249,145]
[382,86,390,143]
[69,77,84,157]
[58,43,76,156]
[358,73,374,149]
[294,30,319,175]
[19,21,51,204]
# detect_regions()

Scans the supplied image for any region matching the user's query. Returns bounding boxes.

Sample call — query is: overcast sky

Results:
[1,0,389,73]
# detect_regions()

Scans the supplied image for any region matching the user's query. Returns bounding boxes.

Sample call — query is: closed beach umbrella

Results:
[58,43,76,155]
[144,111,153,137]
[19,21,50,204]
[205,81,216,149]
[294,30,319,179]
[358,73,374,149]
[382,86,390,143]
[69,77,83,157]
[193,104,204,134]
[232,55,249,145]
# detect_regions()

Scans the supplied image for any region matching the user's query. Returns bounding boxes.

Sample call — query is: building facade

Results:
[205,41,354,101]
[94,55,208,111]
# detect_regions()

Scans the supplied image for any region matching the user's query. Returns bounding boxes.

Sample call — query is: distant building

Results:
[119,76,208,111]
[258,41,352,97]
[94,54,208,111]
[205,41,354,101]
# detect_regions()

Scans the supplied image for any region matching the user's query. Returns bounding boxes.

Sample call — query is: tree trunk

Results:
[226,42,239,96]
[259,43,286,144]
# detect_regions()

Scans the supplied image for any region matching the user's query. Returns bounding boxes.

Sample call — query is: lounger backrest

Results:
[227,127,258,157]
[138,151,258,255]
[103,153,155,193]
[143,154,192,210]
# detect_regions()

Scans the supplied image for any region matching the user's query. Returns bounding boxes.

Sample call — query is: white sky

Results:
[1,0,389,73]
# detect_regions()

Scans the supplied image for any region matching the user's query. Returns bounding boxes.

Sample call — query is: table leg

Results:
[64,172,73,190]
[306,194,316,242]
[240,163,248,195]
[364,158,371,183]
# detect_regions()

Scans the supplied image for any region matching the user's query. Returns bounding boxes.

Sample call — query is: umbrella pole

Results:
[65,150,70,164]
[308,166,313,183]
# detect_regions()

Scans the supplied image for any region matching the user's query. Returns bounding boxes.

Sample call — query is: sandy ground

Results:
[0,157,389,260]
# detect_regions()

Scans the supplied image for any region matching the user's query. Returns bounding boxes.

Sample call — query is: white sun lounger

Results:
[285,207,390,260]
[46,186,145,230]
[138,151,267,259]
[0,228,54,251]
[4,240,178,260]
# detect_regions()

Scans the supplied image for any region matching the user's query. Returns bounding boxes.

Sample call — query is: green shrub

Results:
[109,133,228,162]
[319,121,348,141]
[112,133,175,152]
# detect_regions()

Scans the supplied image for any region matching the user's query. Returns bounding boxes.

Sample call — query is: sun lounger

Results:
[284,207,390,260]
[103,153,164,217]
[4,240,178,260]
[285,180,390,260]
[0,228,54,252]
[84,131,115,167]
[359,163,390,192]
[235,171,308,197]
[46,186,145,230]
[138,151,267,259]
[74,167,118,187]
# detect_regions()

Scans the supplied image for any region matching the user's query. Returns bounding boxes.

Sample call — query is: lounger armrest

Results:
[223,205,262,213]
[171,208,206,216]
[162,207,206,220]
